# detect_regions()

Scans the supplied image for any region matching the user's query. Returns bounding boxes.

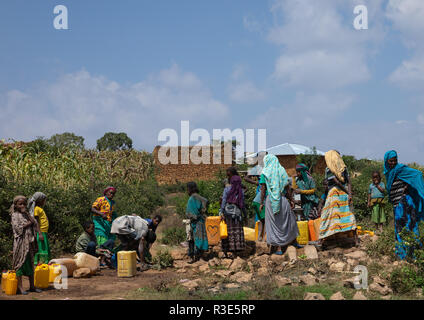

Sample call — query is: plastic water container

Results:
[74,252,100,275]
[117,251,137,277]
[4,271,18,296]
[296,221,309,245]
[49,264,62,283]
[219,220,228,239]
[314,218,322,239]
[205,216,221,246]
[34,264,50,289]
[2,270,9,293]
[308,220,318,242]
[49,258,78,276]
[243,227,256,242]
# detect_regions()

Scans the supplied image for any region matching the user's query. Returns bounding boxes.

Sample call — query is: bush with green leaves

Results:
[151,249,174,270]
[160,226,186,245]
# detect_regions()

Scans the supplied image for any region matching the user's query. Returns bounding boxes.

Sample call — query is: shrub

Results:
[390,266,420,294]
[151,249,174,270]
[160,227,186,245]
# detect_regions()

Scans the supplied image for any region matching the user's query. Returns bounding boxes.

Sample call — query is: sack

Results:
[220,220,228,239]
[224,203,242,220]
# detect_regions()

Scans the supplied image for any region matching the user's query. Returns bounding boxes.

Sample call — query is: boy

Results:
[367,171,386,233]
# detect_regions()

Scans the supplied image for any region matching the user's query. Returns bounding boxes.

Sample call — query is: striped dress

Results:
[319,168,357,240]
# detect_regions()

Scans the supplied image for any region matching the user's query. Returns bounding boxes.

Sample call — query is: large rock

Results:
[308,267,317,275]
[180,279,200,290]
[252,255,270,268]
[171,249,187,260]
[270,254,286,265]
[230,272,252,283]
[199,264,210,273]
[370,276,392,296]
[353,291,368,300]
[208,258,220,268]
[304,292,325,300]
[215,270,232,278]
[346,259,359,268]
[299,275,318,286]
[255,242,269,256]
[326,258,338,266]
[173,260,187,269]
[256,267,269,277]
[221,259,233,268]
[229,257,247,271]
[73,268,91,279]
[287,246,297,262]
[329,291,345,300]
[225,283,241,289]
[274,276,292,286]
[304,245,319,260]
[345,250,368,260]
[329,262,346,272]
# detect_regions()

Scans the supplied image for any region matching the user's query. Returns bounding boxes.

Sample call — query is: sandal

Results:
[17,289,28,295]
[274,251,283,255]
[29,288,42,293]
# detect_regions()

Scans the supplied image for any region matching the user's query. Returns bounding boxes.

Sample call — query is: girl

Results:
[367,171,386,234]
[293,163,320,220]
[185,182,209,263]
[10,196,42,294]
[28,192,51,265]
[244,170,267,241]
[220,167,246,257]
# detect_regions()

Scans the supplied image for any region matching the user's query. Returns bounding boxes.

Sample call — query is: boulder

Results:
[215,270,232,278]
[173,260,187,269]
[329,291,345,300]
[218,252,226,259]
[326,258,338,266]
[208,258,220,268]
[73,268,91,279]
[353,291,368,300]
[171,249,187,260]
[255,242,269,256]
[225,283,241,289]
[230,272,252,283]
[274,276,292,286]
[304,245,319,260]
[256,267,269,277]
[180,279,200,290]
[299,275,318,286]
[287,246,297,262]
[304,292,325,300]
[221,259,233,268]
[370,276,392,296]
[252,255,270,268]
[199,264,210,273]
[229,257,247,271]
[270,254,286,265]
[346,259,359,268]
[345,250,368,260]
[329,262,346,272]
[308,267,317,275]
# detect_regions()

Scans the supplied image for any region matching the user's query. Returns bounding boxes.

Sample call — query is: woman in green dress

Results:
[293,164,320,220]
[91,186,117,246]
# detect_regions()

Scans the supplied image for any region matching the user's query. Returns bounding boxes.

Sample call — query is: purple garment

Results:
[226,175,245,209]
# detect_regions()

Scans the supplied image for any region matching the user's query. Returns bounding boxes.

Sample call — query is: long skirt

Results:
[319,187,357,240]
[265,195,299,247]
[16,253,34,277]
[34,232,51,265]
[93,215,115,246]
[188,220,208,257]
[394,194,420,260]
[221,217,245,252]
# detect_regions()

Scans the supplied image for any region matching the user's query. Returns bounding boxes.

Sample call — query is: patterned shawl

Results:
[226,175,245,209]
[261,154,289,214]
[28,192,47,217]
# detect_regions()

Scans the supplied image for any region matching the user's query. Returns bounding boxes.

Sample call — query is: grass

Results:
[273,284,356,300]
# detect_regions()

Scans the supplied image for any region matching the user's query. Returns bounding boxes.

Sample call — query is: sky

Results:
[0,0,423,164]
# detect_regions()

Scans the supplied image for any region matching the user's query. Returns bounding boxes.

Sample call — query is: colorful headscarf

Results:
[325,150,347,183]
[296,163,310,182]
[384,150,424,213]
[27,192,47,217]
[261,154,289,214]
[103,186,117,196]
[226,175,245,209]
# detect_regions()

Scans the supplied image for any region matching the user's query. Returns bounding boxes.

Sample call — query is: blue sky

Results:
[0,0,423,164]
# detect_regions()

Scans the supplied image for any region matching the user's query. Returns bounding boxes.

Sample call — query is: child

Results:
[367,171,386,233]
[10,195,42,294]
[28,192,50,265]
[76,220,114,266]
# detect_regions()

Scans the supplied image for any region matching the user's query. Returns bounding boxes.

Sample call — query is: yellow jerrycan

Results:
[48,263,62,284]
[296,221,309,245]
[205,216,221,246]
[243,227,256,242]
[117,251,137,277]
[219,220,228,239]
[4,271,18,295]
[2,270,9,293]
[34,264,50,289]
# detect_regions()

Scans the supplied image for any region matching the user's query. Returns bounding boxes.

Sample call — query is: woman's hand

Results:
[348,193,353,205]
[259,204,264,213]
[293,189,301,194]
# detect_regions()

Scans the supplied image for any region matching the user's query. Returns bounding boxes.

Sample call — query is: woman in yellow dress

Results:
[91,186,117,246]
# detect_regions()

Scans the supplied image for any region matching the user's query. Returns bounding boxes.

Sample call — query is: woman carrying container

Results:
[185,182,209,263]
[293,163,320,220]
[384,150,424,260]
[258,154,299,255]
[10,196,42,295]
[220,167,246,257]
[319,150,357,248]
[91,186,118,247]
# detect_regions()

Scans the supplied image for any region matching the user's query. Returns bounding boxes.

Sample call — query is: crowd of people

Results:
[8,149,424,294]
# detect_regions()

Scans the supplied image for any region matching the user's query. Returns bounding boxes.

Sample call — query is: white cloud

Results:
[268,0,384,90]
[228,81,265,103]
[0,65,229,150]
[418,114,424,125]
[389,56,424,88]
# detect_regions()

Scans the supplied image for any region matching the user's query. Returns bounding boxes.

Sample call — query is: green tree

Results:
[96,132,133,151]
[296,146,320,174]
[48,132,85,150]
